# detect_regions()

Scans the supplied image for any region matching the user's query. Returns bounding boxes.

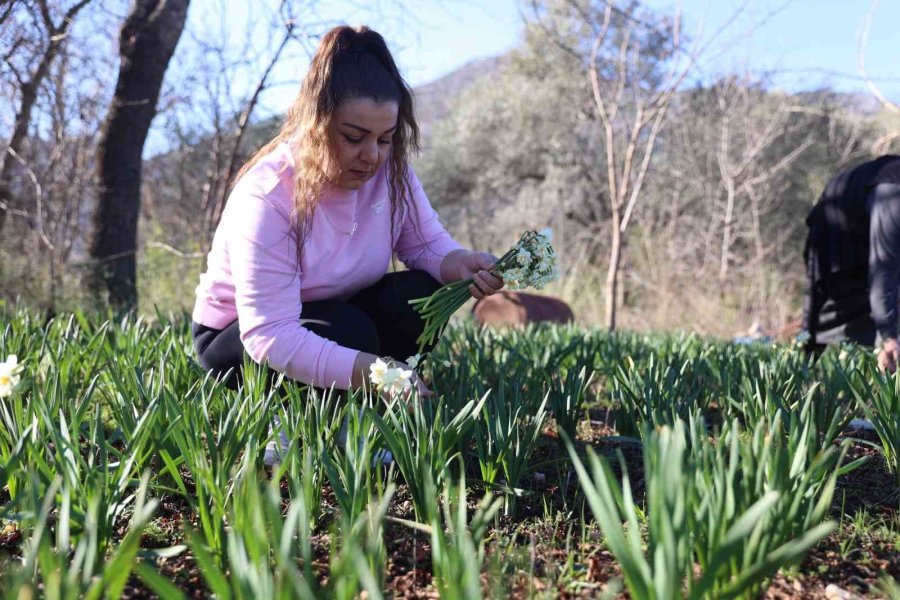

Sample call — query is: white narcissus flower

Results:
[477,227,560,292]
[498,265,527,289]
[385,368,413,396]
[405,354,421,369]
[380,367,412,396]
[0,354,21,399]
[370,357,414,396]
[505,278,523,290]
[379,369,398,390]
[516,248,531,266]
[369,357,389,386]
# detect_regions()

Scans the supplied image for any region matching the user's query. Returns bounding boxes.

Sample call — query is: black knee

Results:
[192,320,246,389]
[300,301,380,356]
[373,270,442,358]
[385,270,442,317]
[397,271,441,301]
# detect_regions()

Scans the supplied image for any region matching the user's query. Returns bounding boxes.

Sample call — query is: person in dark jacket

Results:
[803,155,900,371]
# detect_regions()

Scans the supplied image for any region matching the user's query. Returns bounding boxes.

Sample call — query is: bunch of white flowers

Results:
[0,354,22,398]
[493,228,560,290]
[410,228,561,354]
[369,357,414,397]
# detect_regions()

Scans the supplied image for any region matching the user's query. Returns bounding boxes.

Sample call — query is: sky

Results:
[174,0,524,120]
[146,0,899,155]
[220,0,900,108]
[641,0,900,101]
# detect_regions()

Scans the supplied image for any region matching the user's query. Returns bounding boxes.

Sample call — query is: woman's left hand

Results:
[458,251,504,300]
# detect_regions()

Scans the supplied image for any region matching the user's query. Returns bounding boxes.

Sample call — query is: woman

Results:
[191,25,504,396]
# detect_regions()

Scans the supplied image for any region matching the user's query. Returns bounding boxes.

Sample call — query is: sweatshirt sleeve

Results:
[228,193,359,389]
[394,167,463,283]
[868,183,900,340]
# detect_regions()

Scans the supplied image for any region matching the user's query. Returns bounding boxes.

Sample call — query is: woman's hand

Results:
[353,353,433,404]
[403,366,434,401]
[384,359,434,409]
[442,250,505,300]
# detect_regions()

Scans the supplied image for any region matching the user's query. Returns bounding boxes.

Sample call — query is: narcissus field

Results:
[1,307,898,599]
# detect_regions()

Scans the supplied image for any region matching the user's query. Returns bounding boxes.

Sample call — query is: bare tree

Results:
[625,78,868,331]
[712,80,814,292]
[0,0,95,234]
[89,0,190,309]
[523,0,750,329]
[198,0,314,248]
[136,0,320,260]
[584,2,697,329]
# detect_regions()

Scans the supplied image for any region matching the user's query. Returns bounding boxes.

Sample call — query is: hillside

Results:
[412,55,505,143]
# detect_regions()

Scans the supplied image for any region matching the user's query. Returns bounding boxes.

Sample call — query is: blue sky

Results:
[642,0,900,100]
[149,0,898,155]
[247,0,900,105]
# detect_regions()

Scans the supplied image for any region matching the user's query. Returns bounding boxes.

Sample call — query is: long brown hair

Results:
[236,25,421,257]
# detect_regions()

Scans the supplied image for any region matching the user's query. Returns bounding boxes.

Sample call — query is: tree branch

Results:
[857,0,898,113]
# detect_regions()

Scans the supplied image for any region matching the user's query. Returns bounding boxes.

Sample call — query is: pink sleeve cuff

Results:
[315,343,360,390]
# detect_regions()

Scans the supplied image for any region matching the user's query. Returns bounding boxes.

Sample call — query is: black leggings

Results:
[191,270,442,388]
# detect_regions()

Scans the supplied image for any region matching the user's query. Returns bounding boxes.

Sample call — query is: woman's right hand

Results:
[405,366,434,401]
[386,359,434,405]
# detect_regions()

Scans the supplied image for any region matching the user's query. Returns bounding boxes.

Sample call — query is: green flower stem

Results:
[410,231,541,354]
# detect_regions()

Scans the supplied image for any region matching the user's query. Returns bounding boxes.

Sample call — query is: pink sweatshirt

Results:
[192,141,462,389]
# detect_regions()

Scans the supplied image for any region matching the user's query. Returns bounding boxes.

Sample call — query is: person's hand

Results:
[406,369,434,402]
[380,359,434,406]
[458,251,504,300]
[878,337,900,373]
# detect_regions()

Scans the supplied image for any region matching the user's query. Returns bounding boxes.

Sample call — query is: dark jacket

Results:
[803,155,900,346]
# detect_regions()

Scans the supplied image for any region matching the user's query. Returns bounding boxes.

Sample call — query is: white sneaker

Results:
[849,418,876,431]
[264,413,393,467]
[264,414,291,466]
[373,448,394,466]
[336,413,394,466]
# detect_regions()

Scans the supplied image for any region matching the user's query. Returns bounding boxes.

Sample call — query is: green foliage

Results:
[545,366,595,454]
[272,383,344,528]
[0,310,892,597]
[612,355,708,438]
[394,466,501,600]
[844,364,900,490]
[567,410,853,599]
[2,474,157,600]
[369,393,486,522]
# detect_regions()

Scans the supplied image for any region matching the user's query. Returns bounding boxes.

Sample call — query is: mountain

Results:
[412,55,506,144]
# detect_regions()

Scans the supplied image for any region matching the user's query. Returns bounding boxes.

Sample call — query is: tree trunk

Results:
[605,214,622,331]
[719,185,735,295]
[88,0,189,309]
